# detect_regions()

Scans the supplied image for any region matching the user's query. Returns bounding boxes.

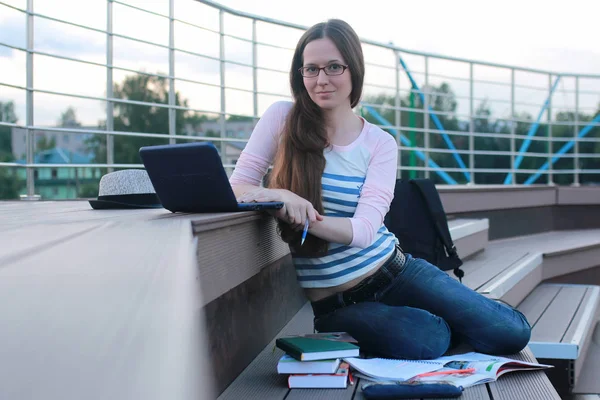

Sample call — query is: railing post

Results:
[106,0,114,173]
[394,50,401,179]
[510,68,516,185]
[252,19,258,121]
[168,0,176,144]
[574,76,580,186]
[424,56,430,179]
[547,73,553,185]
[469,62,475,185]
[218,10,226,160]
[22,0,39,200]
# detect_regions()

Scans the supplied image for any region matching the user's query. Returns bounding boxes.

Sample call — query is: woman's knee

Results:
[315,302,452,360]
[472,310,532,355]
[398,311,452,360]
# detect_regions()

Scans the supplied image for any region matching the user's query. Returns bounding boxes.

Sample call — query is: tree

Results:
[59,106,81,128]
[0,101,17,159]
[227,115,253,122]
[362,82,466,183]
[36,135,56,152]
[86,73,191,164]
[472,100,511,183]
[0,101,20,199]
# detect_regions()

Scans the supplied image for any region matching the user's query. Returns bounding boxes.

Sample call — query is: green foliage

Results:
[0,168,20,199]
[0,101,20,199]
[227,115,254,122]
[78,182,99,198]
[86,73,196,164]
[362,83,465,183]
[0,101,17,159]
[59,107,81,128]
[36,135,56,152]
[362,84,600,185]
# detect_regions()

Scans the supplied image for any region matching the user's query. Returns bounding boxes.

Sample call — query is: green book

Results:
[276,337,360,361]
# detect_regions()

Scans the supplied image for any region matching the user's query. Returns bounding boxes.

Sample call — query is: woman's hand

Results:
[237,188,323,230]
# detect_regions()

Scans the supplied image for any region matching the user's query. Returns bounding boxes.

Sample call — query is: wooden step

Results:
[448,217,489,260]
[459,230,600,306]
[517,283,600,395]
[219,302,560,400]
[572,321,600,395]
[518,284,600,361]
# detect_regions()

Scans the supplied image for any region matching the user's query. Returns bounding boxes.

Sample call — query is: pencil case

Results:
[362,381,463,399]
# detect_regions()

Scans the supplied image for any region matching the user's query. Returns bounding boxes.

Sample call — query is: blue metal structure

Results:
[398,57,471,182]
[504,76,561,184]
[363,105,458,185]
[525,113,600,184]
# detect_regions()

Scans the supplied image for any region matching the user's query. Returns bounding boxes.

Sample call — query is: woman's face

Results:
[301,37,352,111]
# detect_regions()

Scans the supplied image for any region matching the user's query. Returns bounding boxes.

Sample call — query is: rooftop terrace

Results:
[1,185,599,399]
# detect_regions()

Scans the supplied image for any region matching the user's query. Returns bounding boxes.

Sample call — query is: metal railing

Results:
[0,0,599,199]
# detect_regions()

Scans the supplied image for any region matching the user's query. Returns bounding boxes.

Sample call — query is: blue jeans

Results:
[313,254,532,360]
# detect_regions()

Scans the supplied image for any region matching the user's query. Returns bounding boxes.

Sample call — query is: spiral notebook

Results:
[343,357,445,381]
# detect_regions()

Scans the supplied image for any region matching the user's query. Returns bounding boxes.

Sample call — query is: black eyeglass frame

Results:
[298,64,349,78]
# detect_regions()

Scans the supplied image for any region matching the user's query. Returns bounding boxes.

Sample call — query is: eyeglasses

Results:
[298,63,349,78]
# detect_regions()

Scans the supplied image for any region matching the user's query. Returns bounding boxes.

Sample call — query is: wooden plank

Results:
[516,284,562,327]
[0,201,266,229]
[451,385,490,400]
[462,230,600,294]
[0,202,163,230]
[538,230,600,255]
[462,244,530,291]
[0,218,210,400]
[197,215,290,306]
[543,245,600,281]
[218,303,314,400]
[562,287,595,344]
[531,286,587,343]
[0,222,103,266]
[488,347,561,400]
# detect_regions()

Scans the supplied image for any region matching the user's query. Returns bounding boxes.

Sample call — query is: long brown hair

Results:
[269,19,365,256]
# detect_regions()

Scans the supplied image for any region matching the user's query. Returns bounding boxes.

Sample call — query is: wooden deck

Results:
[459,229,600,306]
[518,283,600,395]
[218,303,560,400]
[5,200,599,399]
[0,201,231,399]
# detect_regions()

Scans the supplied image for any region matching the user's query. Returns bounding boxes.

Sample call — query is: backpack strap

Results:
[409,179,465,282]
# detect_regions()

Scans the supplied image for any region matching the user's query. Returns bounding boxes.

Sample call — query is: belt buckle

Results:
[344,293,357,306]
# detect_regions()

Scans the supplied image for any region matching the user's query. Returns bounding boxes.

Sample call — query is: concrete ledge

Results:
[557,186,600,205]
[439,186,600,240]
[439,185,556,213]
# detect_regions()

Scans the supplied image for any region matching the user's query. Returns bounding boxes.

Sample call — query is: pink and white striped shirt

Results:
[230,101,399,288]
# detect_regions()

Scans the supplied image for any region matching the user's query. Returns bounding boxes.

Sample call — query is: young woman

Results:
[229,19,531,360]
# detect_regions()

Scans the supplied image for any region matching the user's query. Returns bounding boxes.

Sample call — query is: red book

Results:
[287,362,350,389]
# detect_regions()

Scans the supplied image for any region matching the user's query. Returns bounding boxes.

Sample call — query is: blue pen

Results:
[300,218,310,246]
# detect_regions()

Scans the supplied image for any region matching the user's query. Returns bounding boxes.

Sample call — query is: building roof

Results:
[16,147,94,164]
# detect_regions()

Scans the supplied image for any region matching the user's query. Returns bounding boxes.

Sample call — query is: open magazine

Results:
[350,352,553,389]
[411,352,553,388]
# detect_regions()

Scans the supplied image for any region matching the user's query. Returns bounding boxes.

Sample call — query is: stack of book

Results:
[275,333,360,389]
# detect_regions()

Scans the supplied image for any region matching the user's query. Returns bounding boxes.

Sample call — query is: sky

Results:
[1,0,599,128]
